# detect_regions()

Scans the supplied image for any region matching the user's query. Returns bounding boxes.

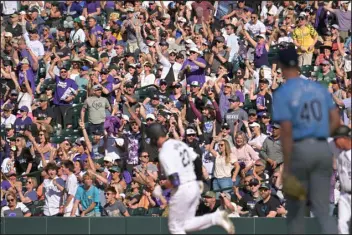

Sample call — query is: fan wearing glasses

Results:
[1,191,31,217]
[102,186,130,217]
[15,177,38,204]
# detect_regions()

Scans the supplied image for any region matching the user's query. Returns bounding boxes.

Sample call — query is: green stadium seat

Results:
[129,207,147,216]
[146,207,164,217]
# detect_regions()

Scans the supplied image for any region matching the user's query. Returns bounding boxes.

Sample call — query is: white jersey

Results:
[337,149,351,193]
[159,139,198,185]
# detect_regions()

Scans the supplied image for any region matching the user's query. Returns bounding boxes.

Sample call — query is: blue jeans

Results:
[212,177,233,198]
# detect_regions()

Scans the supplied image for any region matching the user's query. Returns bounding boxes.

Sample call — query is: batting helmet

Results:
[146,123,167,146]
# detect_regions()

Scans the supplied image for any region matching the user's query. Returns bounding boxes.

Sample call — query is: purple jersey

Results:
[181,58,206,87]
[54,75,78,106]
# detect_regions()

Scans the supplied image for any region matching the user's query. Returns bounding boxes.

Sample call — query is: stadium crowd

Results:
[0,0,351,219]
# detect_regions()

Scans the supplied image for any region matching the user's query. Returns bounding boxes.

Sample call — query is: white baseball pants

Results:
[168,181,221,234]
[338,192,351,234]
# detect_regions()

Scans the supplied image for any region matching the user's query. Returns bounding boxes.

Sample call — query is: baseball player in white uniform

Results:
[330,126,351,234]
[146,123,235,234]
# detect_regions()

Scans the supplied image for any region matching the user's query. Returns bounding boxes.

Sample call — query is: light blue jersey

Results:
[75,185,101,213]
[272,78,335,140]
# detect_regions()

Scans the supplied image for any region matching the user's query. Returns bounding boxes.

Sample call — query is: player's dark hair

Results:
[105,186,117,194]
[62,160,74,172]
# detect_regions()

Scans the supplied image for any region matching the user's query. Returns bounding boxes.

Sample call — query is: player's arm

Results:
[280,121,293,174]
[329,108,341,135]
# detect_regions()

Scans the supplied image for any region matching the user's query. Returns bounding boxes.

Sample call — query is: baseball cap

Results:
[191,81,200,87]
[147,41,155,47]
[174,83,182,88]
[3,103,13,111]
[186,128,196,135]
[29,8,39,13]
[146,35,155,41]
[278,46,299,67]
[159,80,167,86]
[228,95,240,102]
[248,109,257,115]
[39,94,49,102]
[259,183,271,190]
[151,94,160,100]
[204,104,214,110]
[19,106,29,112]
[109,166,121,173]
[272,123,281,129]
[256,34,266,40]
[92,129,104,136]
[249,178,260,186]
[320,60,330,65]
[101,68,109,74]
[100,52,109,58]
[146,113,156,120]
[331,24,340,30]
[203,191,216,198]
[215,36,225,43]
[178,17,187,23]
[10,89,19,96]
[5,123,14,130]
[92,84,102,91]
[4,32,13,37]
[75,137,85,146]
[79,15,86,21]
[332,125,351,139]
[259,78,269,84]
[128,63,137,68]
[10,13,18,18]
[189,47,201,54]
[249,122,260,128]
[221,123,230,129]
[162,13,171,19]
[262,112,271,118]
[159,41,169,47]
[20,58,30,65]
[103,155,114,163]
[81,66,89,71]
[121,114,130,122]
[125,82,134,88]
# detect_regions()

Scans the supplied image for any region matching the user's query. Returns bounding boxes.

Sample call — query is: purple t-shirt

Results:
[73,153,88,165]
[102,35,117,46]
[18,68,36,93]
[54,75,78,106]
[105,1,115,9]
[235,90,244,103]
[181,58,206,87]
[256,94,266,116]
[83,1,101,14]
[14,117,33,133]
[89,25,104,40]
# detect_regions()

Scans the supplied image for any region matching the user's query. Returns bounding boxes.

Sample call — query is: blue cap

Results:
[278,46,298,67]
[114,20,122,26]
[81,66,89,71]
[19,106,29,112]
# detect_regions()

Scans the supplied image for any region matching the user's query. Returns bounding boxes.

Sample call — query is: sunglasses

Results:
[60,70,67,73]
[26,181,32,184]
[187,134,196,137]
[169,53,176,56]
[222,127,230,130]
[7,198,15,202]
[249,184,259,187]
[146,118,154,122]
[259,188,269,192]
[141,155,149,158]
[218,144,224,147]
[251,17,257,19]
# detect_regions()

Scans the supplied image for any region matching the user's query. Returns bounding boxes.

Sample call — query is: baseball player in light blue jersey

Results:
[272,45,341,234]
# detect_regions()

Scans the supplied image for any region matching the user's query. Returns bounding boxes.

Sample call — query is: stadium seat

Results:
[146,207,164,217]
[129,207,147,216]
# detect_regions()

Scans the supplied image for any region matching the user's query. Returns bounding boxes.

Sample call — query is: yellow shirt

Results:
[292,24,317,54]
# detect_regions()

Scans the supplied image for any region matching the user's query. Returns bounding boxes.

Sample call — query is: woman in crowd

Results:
[231,131,259,178]
[16,177,38,204]
[1,191,31,217]
[209,138,240,194]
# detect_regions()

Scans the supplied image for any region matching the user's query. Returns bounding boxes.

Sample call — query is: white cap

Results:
[185,39,194,44]
[162,13,171,19]
[114,138,124,147]
[268,8,276,15]
[299,12,307,17]
[189,47,201,54]
[121,114,130,122]
[79,15,86,21]
[331,24,340,30]
[186,129,196,135]
[178,17,187,23]
[103,155,114,163]
[4,32,13,37]
[146,113,156,120]
[105,152,120,161]
[147,41,155,47]
[249,122,260,128]
[257,34,266,40]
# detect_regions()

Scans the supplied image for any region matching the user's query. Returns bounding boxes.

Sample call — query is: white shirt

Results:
[69,28,86,44]
[1,113,16,126]
[226,33,239,62]
[43,177,64,216]
[159,139,197,185]
[260,5,278,20]
[140,73,156,88]
[17,92,33,113]
[158,54,182,81]
[64,173,78,215]
[23,33,45,57]
[248,133,268,150]
[1,157,15,174]
[201,148,215,178]
[244,20,266,37]
[2,1,18,15]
